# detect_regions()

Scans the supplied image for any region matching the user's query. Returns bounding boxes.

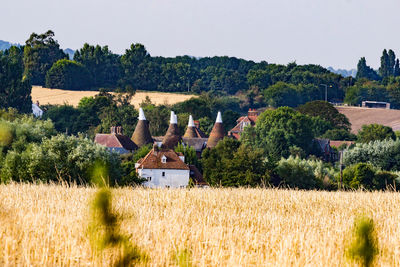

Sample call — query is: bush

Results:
[45,59,91,90]
[343,139,400,171]
[275,156,335,189]
[357,124,395,143]
[342,163,397,190]
[0,134,121,184]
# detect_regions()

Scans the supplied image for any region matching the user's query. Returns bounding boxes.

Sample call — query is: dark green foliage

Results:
[74,43,121,88]
[23,30,67,85]
[89,188,148,266]
[297,100,351,131]
[357,124,395,143]
[175,143,198,166]
[322,129,357,141]
[201,138,268,187]
[241,107,315,159]
[132,144,153,163]
[42,104,87,135]
[356,57,380,81]
[120,160,146,186]
[347,216,378,267]
[0,47,32,113]
[345,80,389,106]
[45,59,91,90]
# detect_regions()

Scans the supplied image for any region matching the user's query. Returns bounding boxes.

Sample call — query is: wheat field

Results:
[31,86,197,108]
[1,184,400,266]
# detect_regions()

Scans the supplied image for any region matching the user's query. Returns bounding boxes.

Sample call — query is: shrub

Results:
[275,156,335,189]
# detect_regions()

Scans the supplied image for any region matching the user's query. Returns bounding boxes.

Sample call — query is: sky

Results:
[1,0,399,69]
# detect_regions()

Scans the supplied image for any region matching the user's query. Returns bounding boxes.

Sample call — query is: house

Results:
[32,102,43,117]
[136,146,190,188]
[228,109,260,139]
[95,126,138,154]
[314,138,337,162]
[131,108,153,147]
[189,165,208,187]
[329,140,355,150]
[182,115,208,156]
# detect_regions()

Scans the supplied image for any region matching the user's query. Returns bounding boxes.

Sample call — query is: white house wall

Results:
[138,169,189,188]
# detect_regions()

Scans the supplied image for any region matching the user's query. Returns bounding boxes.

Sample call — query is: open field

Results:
[31,86,197,108]
[336,106,400,134]
[1,184,400,266]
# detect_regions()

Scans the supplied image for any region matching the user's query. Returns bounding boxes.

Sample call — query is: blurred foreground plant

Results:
[346,215,378,267]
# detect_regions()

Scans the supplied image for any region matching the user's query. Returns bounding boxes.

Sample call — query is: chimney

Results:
[110,126,116,134]
[194,120,200,129]
[248,108,259,117]
[207,111,225,148]
[162,111,181,149]
[132,108,153,147]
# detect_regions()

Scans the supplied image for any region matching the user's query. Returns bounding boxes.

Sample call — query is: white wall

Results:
[138,168,189,188]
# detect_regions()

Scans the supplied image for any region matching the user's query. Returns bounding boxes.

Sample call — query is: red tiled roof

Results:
[330,140,355,148]
[136,148,190,170]
[189,165,208,186]
[95,134,137,151]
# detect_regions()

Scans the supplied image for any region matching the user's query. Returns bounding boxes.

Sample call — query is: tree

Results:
[322,129,357,141]
[297,100,351,130]
[357,124,395,143]
[0,47,32,113]
[45,59,91,90]
[241,107,315,159]
[263,82,299,107]
[356,57,380,81]
[201,138,267,187]
[23,30,67,85]
[74,43,121,88]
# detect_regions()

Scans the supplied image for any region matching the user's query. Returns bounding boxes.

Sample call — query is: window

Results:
[162,172,165,177]
[147,177,152,181]
[161,155,167,163]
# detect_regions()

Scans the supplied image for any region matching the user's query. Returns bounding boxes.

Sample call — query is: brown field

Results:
[336,106,400,133]
[1,184,400,266]
[31,86,197,108]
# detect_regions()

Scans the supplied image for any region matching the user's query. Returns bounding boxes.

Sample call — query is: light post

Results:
[320,84,332,102]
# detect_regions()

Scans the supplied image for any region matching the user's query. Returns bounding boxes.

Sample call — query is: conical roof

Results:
[162,111,182,149]
[131,108,153,147]
[207,111,225,148]
[184,115,198,138]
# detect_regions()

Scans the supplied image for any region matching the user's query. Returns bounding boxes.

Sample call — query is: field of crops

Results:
[31,86,197,108]
[1,184,399,266]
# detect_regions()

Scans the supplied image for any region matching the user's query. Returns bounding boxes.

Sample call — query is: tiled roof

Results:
[189,165,208,186]
[330,140,355,148]
[184,126,207,138]
[131,120,153,147]
[207,122,224,148]
[162,124,182,149]
[182,138,208,152]
[136,148,189,170]
[95,134,138,151]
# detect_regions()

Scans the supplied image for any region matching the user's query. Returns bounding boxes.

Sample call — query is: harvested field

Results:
[31,86,197,108]
[1,184,400,266]
[336,106,400,133]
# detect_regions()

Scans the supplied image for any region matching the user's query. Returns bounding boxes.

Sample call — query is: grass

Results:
[31,86,197,108]
[1,184,400,266]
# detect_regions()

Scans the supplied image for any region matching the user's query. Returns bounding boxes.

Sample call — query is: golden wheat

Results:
[31,86,197,108]
[1,184,400,266]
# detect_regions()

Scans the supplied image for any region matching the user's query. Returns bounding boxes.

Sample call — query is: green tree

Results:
[74,43,121,88]
[322,129,357,141]
[241,107,315,159]
[23,30,67,85]
[357,124,395,143]
[45,59,91,90]
[0,47,32,113]
[201,138,267,186]
[297,100,351,130]
[356,57,380,81]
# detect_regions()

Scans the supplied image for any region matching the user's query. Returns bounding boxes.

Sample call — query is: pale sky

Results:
[1,0,399,69]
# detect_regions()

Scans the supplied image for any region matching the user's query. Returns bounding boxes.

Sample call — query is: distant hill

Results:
[0,40,20,50]
[328,67,357,78]
[336,106,400,133]
[0,39,75,58]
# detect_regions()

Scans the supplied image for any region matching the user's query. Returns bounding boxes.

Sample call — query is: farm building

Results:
[94,126,137,154]
[228,109,260,139]
[135,146,190,188]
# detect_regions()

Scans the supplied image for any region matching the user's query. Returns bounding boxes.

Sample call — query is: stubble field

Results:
[31,86,197,108]
[1,184,400,266]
